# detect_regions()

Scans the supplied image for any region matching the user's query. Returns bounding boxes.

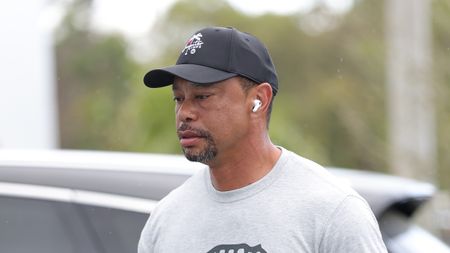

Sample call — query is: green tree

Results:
[55,0,449,191]
[432,0,450,189]
[134,0,388,171]
[55,0,138,150]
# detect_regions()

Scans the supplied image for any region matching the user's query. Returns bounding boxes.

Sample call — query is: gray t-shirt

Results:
[138,147,387,253]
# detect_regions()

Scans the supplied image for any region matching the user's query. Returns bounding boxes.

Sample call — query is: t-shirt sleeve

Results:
[319,195,388,253]
[138,214,154,253]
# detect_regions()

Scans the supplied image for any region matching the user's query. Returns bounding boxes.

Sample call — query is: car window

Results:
[0,196,98,253]
[384,226,450,253]
[78,204,149,253]
[380,211,450,253]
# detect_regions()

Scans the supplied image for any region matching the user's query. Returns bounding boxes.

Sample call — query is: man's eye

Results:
[173,97,183,102]
[196,95,210,100]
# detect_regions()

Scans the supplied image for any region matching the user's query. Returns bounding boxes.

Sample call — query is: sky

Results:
[40,0,353,62]
[90,0,353,38]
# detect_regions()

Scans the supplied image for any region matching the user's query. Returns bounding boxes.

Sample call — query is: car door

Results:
[0,196,100,253]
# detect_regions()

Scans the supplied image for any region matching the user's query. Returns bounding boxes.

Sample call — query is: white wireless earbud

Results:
[252,99,262,112]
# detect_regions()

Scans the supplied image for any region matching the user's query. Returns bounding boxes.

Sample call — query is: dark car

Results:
[0,149,448,252]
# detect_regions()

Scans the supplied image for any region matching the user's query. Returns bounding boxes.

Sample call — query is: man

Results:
[138,26,387,253]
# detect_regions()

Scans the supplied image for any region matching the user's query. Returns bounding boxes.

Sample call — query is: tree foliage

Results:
[432,0,450,188]
[140,0,387,171]
[55,0,449,189]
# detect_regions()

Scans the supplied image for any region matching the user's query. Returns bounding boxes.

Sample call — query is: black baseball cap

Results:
[143,26,278,95]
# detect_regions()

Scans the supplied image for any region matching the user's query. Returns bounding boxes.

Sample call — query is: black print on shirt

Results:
[207,243,267,253]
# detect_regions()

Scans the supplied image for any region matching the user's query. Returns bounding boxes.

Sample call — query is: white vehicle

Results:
[0,149,448,252]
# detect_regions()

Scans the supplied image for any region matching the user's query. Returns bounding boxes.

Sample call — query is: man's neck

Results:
[208,141,281,191]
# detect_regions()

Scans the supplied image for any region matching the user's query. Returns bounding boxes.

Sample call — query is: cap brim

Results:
[144,64,237,88]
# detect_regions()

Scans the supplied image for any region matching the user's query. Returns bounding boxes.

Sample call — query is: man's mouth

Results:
[177,130,204,147]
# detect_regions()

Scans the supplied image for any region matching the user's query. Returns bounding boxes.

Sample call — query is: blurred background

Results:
[1,0,449,245]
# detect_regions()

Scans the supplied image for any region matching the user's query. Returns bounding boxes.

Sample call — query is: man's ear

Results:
[252,82,273,113]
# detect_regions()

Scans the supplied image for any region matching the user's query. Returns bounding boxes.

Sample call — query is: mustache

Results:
[177,124,211,138]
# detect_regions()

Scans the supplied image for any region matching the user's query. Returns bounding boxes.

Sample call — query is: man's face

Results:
[173,77,251,165]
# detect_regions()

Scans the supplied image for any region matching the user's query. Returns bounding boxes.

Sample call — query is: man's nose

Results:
[176,100,198,123]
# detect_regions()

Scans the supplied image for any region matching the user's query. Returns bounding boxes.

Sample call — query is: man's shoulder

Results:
[279,148,365,208]
[151,167,206,215]
[279,148,379,235]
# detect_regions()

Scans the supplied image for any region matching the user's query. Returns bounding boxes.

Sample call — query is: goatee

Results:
[177,124,218,164]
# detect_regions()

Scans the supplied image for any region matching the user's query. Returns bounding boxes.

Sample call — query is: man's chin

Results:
[182,146,217,164]
[185,154,204,163]
[183,150,205,163]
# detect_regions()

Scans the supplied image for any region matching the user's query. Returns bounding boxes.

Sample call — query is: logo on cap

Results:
[182,33,203,55]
